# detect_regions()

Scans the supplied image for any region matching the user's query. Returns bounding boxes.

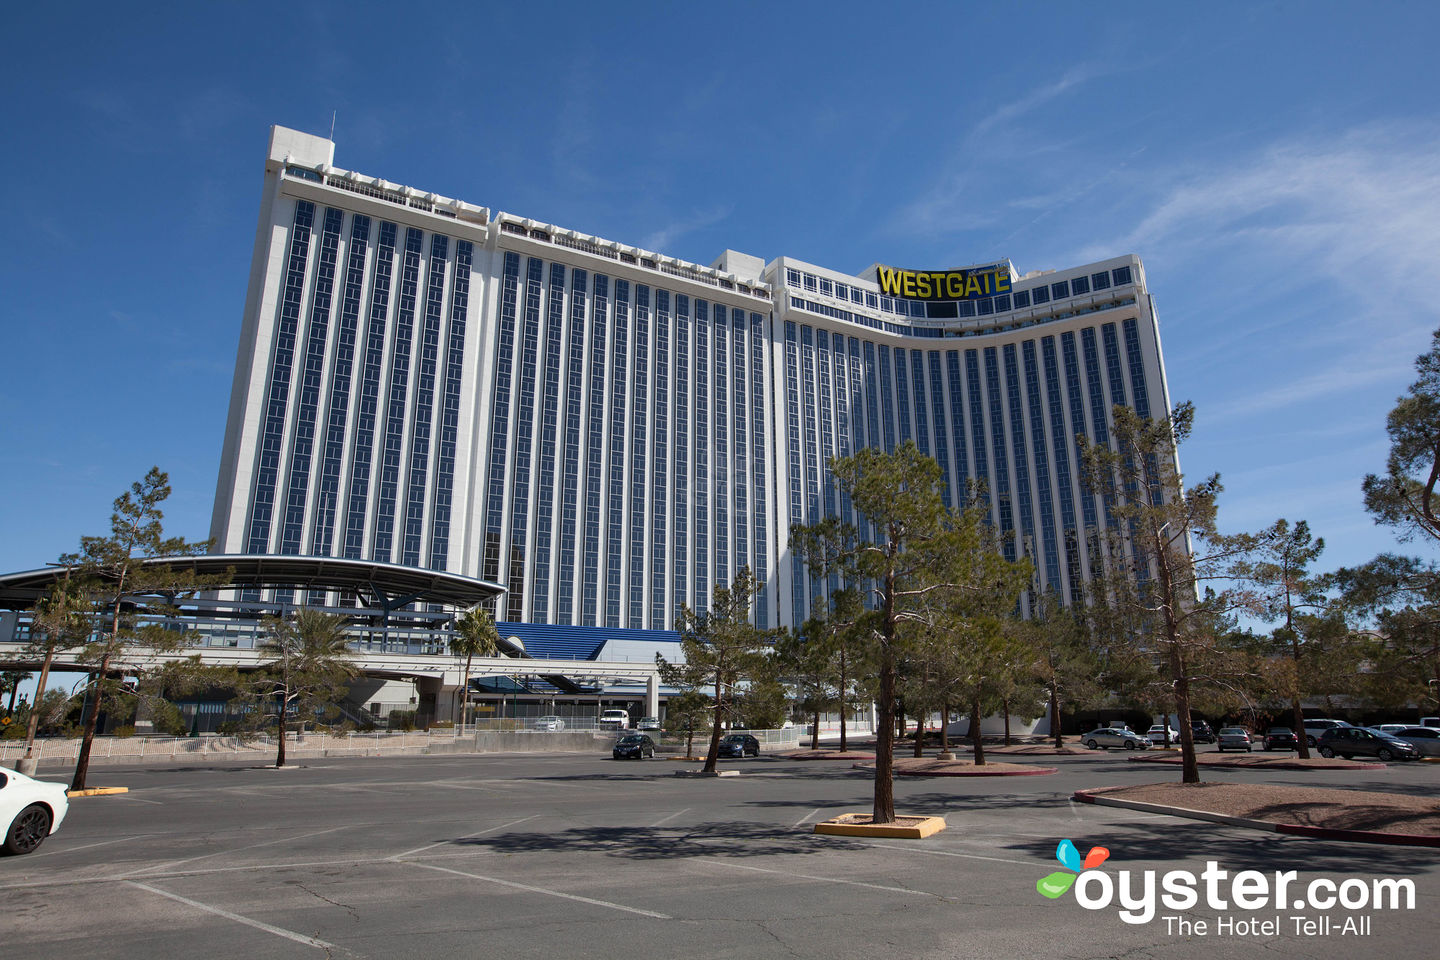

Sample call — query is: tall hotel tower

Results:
[212,126,1171,633]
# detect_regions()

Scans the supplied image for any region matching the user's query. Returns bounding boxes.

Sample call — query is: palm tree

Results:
[255,609,357,768]
[3,671,33,716]
[450,607,499,733]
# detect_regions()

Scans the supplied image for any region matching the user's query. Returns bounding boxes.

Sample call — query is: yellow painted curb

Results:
[815,814,946,839]
[66,787,129,798]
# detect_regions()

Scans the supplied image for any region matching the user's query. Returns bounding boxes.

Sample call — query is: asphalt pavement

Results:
[3,748,1437,959]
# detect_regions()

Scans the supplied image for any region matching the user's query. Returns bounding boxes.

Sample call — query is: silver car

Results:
[531,716,566,731]
[1217,727,1253,752]
[1082,727,1151,750]
[1386,726,1440,757]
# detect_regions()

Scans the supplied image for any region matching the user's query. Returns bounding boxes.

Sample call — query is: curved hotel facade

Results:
[211,126,1171,634]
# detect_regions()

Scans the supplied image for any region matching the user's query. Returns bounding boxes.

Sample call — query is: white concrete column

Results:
[645,673,659,718]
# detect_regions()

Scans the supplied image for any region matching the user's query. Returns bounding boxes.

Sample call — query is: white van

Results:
[599,709,630,731]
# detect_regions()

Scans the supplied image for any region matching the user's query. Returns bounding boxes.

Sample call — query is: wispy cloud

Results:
[641,204,734,255]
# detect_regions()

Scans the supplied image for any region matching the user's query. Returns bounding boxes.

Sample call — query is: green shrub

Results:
[111,725,137,739]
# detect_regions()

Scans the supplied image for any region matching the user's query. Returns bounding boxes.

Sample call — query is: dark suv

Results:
[1190,721,1216,744]
[1316,727,1420,762]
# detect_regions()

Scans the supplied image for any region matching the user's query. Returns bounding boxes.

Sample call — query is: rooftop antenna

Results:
[329,110,336,141]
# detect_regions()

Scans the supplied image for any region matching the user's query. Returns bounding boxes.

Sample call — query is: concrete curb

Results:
[815,814,946,839]
[1073,789,1440,847]
[1125,755,1387,771]
[66,787,129,798]
[673,769,740,778]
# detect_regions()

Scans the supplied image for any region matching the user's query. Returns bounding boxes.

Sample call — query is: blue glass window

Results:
[429,238,472,570]
[732,310,750,591]
[750,313,769,627]
[865,292,878,309]
[693,300,710,612]
[1031,285,1050,305]
[482,250,520,588]
[342,220,395,559]
[605,280,630,627]
[800,326,820,602]
[945,351,970,503]
[1022,340,1059,592]
[630,285,650,626]
[994,294,1011,312]
[893,347,912,445]
[1091,271,1110,291]
[784,321,805,626]
[1071,275,1090,296]
[977,298,994,316]
[985,347,1016,562]
[672,295,690,615]
[556,268,587,623]
[650,289,670,629]
[819,278,833,296]
[1013,290,1030,309]
[312,212,368,561]
[786,268,801,287]
[713,307,730,589]
[910,349,929,456]
[878,345,896,451]
[1051,280,1069,300]
[1061,331,1100,533]
[803,274,817,292]
[1043,335,1081,602]
[927,351,949,507]
[1122,317,1151,419]
[1112,265,1132,287]
[401,233,449,568]
[281,206,343,557]
[247,200,315,555]
[530,261,565,621]
[582,275,609,624]
[372,226,423,563]
[965,349,990,517]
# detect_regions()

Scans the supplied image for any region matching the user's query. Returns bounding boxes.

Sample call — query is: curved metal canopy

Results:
[0,554,505,611]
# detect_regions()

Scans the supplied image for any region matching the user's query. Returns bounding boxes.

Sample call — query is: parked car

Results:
[2,766,69,856]
[1217,727,1253,752]
[717,734,761,758]
[1317,727,1420,762]
[598,709,631,731]
[612,733,657,760]
[1422,717,1440,729]
[1390,726,1440,757]
[1263,727,1299,751]
[1081,728,1151,750]
[532,716,566,731]
[1190,721,1216,744]
[1301,718,1352,748]
[1147,724,1181,745]
[1374,724,1411,734]
[637,717,662,731]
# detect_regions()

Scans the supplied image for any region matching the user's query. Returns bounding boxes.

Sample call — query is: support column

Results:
[645,672,659,719]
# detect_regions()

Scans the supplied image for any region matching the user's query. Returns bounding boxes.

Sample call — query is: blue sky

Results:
[3,0,1439,589]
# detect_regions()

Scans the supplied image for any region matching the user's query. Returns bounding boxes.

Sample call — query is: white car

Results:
[1147,725,1181,744]
[532,716,566,731]
[2,765,69,856]
[598,709,630,731]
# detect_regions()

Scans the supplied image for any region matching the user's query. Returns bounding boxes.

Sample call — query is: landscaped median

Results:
[850,756,1057,777]
[1126,753,1386,771]
[1075,782,1440,847]
[66,786,129,797]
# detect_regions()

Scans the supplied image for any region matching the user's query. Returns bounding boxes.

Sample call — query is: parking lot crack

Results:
[290,880,362,924]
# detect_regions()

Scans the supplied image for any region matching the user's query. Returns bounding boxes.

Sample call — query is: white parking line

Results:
[125,881,342,951]
[696,858,940,898]
[387,814,539,861]
[649,808,690,827]
[791,807,821,828]
[127,825,354,877]
[852,841,1032,866]
[41,834,151,857]
[404,862,671,918]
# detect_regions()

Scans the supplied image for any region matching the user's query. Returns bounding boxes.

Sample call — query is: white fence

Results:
[1,730,475,765]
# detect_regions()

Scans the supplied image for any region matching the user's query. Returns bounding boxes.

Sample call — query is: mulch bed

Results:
[1127,753,1383,770]
[1086,782,1440,836]
[782,749,877,760]
[852,756,1056,777]
[986,744,1093,756]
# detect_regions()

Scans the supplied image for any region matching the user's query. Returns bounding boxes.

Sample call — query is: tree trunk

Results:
[276,691,288,768]
[1049,683,1062,749]
[23,650,55,758]
[1003,701,1012,746]
[970,698,985,766]
[940,700,950,753]
[810,707,820,750]
[6,682,17,715]
[1171,653,1199,784]
[703,676,724,773]
[913,714,925,757]
[71,659,109,792]
[1291,697,1310,759]
[838,650,848,752]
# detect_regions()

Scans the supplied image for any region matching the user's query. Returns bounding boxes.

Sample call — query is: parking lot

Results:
[4,749,1438,959]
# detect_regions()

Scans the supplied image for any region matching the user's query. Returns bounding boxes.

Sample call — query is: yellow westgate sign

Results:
[875,264,1012,302]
